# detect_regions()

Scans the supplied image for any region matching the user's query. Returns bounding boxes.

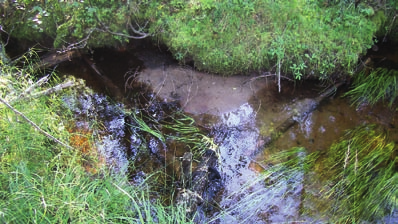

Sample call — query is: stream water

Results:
[58,42,398,223]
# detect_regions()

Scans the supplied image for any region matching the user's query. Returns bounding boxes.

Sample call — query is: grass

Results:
[162,113,218,158]
[126,108,216,160]
[344,67,398,108]
[220,130,397,223]
[321,125,397,222]
[0,55,194,223]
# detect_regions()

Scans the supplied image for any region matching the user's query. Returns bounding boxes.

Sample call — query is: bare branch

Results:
[0,97,73,150]
[20,75,50,97]
[95,20,150,40]
[56,29,94,54]
[27,80,83,99]
[95,26,149,39]
[242,72,293,86]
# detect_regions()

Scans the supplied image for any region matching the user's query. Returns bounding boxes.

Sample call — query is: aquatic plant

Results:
[344,67,398,108]
[215,130,397,223]
[128,109,215,159]
[322,125,397,222]
[163,113,218,158]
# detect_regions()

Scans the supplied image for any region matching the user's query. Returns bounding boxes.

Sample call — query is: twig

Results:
[0,97,73,150]
[95,20,150,40]
[242,72,293,86]
[20,75,50,97]
[278,60,281,93]
[56,30,94,54]
[28,80,82,98]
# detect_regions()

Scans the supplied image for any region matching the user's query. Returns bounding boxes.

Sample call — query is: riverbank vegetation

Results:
[1,0,397,78]
[149,0,380,77]
[262,126,397,222]
[1,1,398,223]
[344,67,398,108]
[0,55,196,223]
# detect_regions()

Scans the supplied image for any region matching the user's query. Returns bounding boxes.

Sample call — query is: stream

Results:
[58,42,398,223]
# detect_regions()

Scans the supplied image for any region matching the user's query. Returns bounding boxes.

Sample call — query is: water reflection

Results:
[59,46,398,223]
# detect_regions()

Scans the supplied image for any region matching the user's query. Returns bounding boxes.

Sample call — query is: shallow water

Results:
[60,44,398,223]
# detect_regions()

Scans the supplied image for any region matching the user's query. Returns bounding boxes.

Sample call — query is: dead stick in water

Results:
[251,82,344,159]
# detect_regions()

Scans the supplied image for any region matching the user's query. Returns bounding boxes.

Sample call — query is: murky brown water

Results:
[59,43,398,223]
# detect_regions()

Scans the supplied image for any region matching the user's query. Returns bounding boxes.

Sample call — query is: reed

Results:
[344,68,398,108]
[323,125,397,222]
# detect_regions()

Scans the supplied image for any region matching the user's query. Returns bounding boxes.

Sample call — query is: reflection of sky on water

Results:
[215,103,305,223]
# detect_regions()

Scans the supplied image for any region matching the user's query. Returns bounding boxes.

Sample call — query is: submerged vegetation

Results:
[262,125,397,222]
[322,125,397,222]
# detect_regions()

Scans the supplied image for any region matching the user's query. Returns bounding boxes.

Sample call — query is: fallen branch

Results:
[34,49,81,71]
[21,75,50,97]
[82,54,123,99]
[28,80,83,98]
[0,97,73,150]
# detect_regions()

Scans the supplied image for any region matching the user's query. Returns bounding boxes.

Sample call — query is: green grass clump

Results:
[344,67,398,108]
[323,125,397,222]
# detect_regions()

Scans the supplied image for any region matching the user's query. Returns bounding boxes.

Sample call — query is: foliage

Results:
[0,54,193,223]
[2,0,396,79]
[344,67,398,108]
[369,0,398,42]
[0,0,147,48]
[321,125,397,222]
[145,0,380,77]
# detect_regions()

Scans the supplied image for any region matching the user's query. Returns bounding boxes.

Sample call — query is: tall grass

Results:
[322,125,397,222]
[0,56,193,223]
[344,68,398,108]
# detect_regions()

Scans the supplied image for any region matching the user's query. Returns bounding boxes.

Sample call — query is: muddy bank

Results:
[135,50,269,115]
